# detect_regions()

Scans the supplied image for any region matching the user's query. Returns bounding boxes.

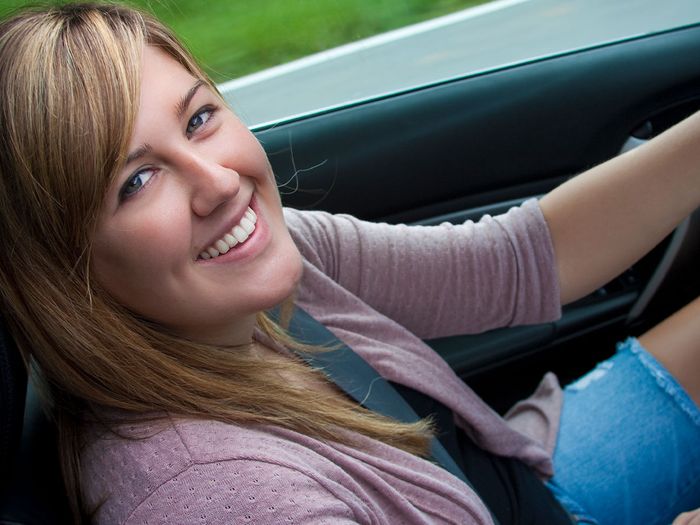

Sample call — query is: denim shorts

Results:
[546,338,700,525]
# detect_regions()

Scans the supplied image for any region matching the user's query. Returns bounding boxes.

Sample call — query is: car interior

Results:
[2,20,700,525]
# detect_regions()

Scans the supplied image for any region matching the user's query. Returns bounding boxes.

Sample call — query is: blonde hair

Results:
[0,3,432,522]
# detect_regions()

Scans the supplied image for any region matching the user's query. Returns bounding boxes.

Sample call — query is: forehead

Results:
[134,46,199,131]
[141,45,197,92]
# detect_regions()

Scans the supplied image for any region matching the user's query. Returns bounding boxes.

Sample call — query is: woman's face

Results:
[91,46,302,345]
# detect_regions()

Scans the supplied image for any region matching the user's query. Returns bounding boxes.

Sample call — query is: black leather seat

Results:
[0,319,71,525]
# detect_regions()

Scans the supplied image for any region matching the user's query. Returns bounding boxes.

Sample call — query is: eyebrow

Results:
[175,79,206,120]
[126,143,153,166]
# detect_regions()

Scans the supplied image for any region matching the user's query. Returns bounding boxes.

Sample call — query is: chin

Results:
[256,244,303,311]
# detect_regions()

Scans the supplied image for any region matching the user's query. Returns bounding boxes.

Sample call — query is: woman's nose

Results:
[187,157,240,217]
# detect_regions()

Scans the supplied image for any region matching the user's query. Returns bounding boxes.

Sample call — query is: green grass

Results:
[1,0,491,82]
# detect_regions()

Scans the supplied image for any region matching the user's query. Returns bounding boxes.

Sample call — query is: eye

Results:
[120,168,156,200]
[186,106,216,137]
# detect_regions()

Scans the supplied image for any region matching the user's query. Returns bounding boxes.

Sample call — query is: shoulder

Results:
[126,457,361,524]
[283,207,334,270]
[283,207,356,250]
[283,207,368,276]
[82,417,368,524]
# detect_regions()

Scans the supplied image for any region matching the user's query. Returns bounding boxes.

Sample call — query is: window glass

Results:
[212,0,700,127]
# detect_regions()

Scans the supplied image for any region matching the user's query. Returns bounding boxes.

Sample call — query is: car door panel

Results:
[255,24,700,219]
[253,23,700,407]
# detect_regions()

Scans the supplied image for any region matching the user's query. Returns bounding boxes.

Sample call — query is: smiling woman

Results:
[1,3,700,525]
[92,46,303,344]
[0,5,437,522]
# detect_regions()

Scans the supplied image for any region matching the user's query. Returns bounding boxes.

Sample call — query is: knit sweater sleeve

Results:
[125,460,364,525]
[284,199,561,339]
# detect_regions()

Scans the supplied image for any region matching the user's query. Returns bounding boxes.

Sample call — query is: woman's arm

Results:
[286,204,561,339]
[540,110,700,305]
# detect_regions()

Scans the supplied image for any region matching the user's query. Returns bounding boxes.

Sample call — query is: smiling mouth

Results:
[198,206,257,260]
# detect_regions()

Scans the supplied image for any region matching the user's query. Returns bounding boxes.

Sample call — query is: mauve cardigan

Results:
[82,199,564,524]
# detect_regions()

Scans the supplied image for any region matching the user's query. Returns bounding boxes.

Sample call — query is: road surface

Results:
[219,0,700,127]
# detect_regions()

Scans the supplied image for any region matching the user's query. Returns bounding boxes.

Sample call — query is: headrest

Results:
[0,317,26,490]
[0,318,72,524]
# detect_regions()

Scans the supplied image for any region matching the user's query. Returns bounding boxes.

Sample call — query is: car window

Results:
[215,0,700,127]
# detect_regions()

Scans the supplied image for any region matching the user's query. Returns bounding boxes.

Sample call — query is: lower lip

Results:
[196,197,270,265]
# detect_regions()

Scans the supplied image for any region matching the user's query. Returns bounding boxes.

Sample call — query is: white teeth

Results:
[240,217,255,234]
[232,225,248,243]
[215,239,230,254]
[199,205,258,260]
[224,233,238,248]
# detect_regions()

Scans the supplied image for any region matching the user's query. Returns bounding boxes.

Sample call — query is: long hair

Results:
[0,3,432,522]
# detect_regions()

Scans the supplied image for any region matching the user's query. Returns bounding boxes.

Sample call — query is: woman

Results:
[0,3,698,524]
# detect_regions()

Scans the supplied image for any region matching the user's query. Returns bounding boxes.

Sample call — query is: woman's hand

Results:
[673,508,700,525]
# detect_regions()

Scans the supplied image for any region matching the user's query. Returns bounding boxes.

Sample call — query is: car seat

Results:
[0,318,71,524]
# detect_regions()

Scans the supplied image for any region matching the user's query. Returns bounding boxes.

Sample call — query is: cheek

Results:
[92,209,191,296]
[212,126,271,180]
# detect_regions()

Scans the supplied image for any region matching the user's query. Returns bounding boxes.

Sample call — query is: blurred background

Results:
[0,0,490,82]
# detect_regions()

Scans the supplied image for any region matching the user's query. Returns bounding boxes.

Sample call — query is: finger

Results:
[673,509,700,525]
